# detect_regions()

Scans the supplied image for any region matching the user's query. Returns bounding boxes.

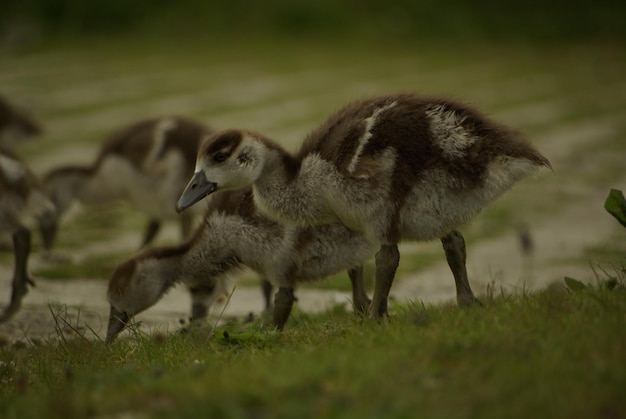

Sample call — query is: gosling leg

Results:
[273,287,296,331]
[369,244,399,318]
[260,278,274,315]
[0,227,33,323]
[441,230,481,306]
[348,266,371,314]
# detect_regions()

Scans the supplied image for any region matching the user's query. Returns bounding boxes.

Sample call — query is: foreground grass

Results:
[1,282,624,419]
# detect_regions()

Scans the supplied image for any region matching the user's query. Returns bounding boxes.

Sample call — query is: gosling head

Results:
[176,129,267,212]
[105,256,170,343]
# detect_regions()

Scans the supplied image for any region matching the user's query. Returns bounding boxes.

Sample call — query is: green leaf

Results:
[564,276,588,292]
[604,189,626,228]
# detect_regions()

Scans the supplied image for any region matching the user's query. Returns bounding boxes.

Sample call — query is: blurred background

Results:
[1,0,625,339]
[1,0,625,47]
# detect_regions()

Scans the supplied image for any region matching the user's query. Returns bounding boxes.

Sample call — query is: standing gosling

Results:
[176,93,551,319]
[0,148,54,322]
[40,116,212,250]
[106,188,377,342]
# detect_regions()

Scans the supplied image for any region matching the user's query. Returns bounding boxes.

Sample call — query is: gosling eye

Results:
[213,151,229,163]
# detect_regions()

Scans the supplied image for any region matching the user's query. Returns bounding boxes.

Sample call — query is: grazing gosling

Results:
[106,188,377,342]
[177,93,551,319]
[40,116,212,250]
[0,147,54,322]
[0,95,42,149]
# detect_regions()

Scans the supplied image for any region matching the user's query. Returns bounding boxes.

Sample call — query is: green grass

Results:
[1,279,625,418]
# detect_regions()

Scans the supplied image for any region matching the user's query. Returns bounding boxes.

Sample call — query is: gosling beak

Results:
[176,171,217,212]
[105,306,131,344]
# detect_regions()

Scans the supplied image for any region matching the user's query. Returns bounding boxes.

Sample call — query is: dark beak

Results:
[176,171,217,213]
[105,306,131,344]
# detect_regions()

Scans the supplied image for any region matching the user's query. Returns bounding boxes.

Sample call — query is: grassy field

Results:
[1,279,625,418]
[1,29,626,418]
